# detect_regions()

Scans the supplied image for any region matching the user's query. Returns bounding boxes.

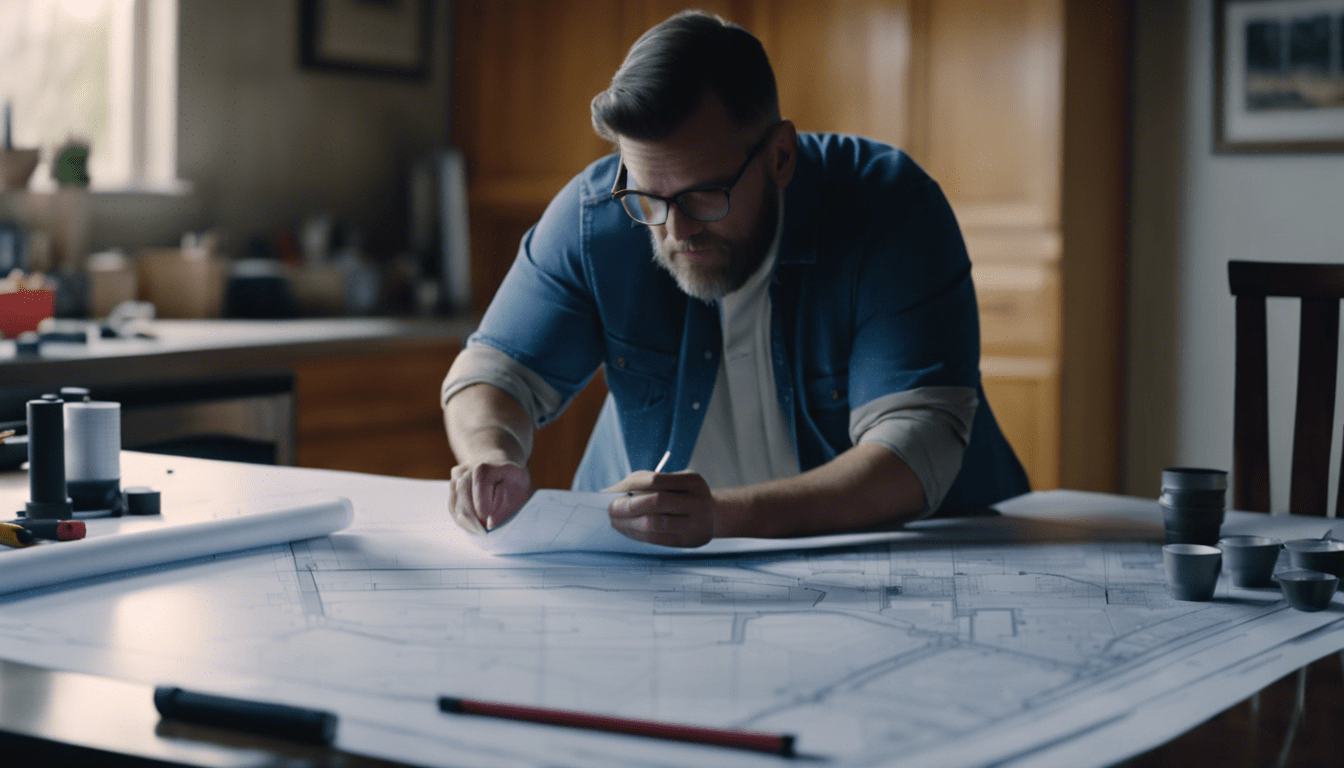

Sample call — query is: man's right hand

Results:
[448,460,532,534]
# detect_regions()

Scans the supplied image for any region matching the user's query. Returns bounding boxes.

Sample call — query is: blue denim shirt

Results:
[468,133,1029,514]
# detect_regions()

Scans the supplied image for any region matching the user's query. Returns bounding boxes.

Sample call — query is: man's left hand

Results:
[605,471,715,548]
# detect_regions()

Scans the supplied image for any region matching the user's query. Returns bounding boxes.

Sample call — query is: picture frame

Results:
[299,0,432,79]
[1214,0,1344,153]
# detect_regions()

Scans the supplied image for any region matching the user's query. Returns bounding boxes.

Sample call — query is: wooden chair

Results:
[1229,260,1344,516]
[1229,260,1344,766]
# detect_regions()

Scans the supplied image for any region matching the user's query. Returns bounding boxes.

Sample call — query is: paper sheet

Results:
[480,489,1165,556]
[0,492,353,594]
[481,489,932,556]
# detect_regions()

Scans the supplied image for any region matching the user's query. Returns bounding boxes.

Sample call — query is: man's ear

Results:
[770,120,798,188]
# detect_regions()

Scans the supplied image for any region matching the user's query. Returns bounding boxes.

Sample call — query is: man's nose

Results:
[664,204,703,242]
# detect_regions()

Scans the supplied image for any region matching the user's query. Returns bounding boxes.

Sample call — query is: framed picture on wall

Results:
[300,0,432,79]
[1215,0,1344,152]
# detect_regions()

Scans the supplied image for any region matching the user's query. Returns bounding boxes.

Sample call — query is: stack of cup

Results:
[1160,467,1227,546]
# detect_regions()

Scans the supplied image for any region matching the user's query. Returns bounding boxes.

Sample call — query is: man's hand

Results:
[449,460,532,534]
[604,471,715,548]
[444,381,536,535]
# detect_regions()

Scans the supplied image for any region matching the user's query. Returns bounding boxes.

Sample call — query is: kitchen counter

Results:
[1,318,474,479]
[0,317,474,387]
[0,314,598,488]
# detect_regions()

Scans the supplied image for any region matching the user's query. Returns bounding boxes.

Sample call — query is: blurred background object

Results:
[136,233,226,319]
[409,148,470,315]
[86,249,138,318]
[0,102,39,192]
[51,138,91,187]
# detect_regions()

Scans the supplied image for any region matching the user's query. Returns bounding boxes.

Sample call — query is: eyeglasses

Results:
[610,127,776,226]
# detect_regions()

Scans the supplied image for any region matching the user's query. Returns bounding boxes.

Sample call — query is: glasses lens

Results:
[621,194,667,224]
[677,190,730,222]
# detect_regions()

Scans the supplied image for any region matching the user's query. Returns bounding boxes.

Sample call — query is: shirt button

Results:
[831,390,841,401]
[704,350,713,361]
[692,402,700,410]
[616,357,626,368]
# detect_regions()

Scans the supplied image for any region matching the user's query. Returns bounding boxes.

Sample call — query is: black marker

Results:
[153,686,337,746]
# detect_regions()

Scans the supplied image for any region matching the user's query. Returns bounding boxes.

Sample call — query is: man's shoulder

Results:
[796,132,933,193]
[566,153,622,206]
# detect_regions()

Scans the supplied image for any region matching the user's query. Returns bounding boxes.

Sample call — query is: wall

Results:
[1127,0,1344,511]
[75,0,450,256]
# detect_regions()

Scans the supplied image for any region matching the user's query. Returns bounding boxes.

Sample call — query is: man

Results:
[442,11,1028,547]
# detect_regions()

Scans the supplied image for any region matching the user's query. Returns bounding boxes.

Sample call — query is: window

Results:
[0,0,181,192]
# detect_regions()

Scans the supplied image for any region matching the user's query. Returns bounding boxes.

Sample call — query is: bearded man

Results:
[442,10,1029,546]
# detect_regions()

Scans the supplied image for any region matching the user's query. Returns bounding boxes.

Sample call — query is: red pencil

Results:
[437,695,795,756]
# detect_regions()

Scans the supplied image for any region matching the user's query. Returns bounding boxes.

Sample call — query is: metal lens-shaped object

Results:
[1163,544,1222,601]
[1278,570,1338,612]
[1218,536,1282,588]
[1161,467,1228,492]
[676,189,730,221]
[1284,539,1344,578]
[621,193,666,224]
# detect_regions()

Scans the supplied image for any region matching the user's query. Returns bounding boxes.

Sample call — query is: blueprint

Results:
[1,454,1343,768]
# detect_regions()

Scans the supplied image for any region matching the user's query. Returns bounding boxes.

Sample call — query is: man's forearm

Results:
[711,443,928,538]
[444,383,535,466]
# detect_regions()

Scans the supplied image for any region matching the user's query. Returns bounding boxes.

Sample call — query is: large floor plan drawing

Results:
[1,455,1342,768]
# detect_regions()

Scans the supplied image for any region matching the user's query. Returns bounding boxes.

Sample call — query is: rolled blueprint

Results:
[0,493,353,595]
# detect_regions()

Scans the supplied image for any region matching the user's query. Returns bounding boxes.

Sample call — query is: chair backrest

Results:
[1228,260,1344,515]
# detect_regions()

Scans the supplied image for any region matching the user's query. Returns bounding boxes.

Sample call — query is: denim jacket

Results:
[464,133,1029,514]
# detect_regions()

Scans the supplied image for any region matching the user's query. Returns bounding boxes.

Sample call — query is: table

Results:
[2,453,1343,767]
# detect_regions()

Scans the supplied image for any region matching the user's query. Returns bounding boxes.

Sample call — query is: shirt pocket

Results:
[804,372,850,440]
[604,334,678,412]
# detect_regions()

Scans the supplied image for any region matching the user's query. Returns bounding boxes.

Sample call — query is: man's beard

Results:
[649,185,780,302]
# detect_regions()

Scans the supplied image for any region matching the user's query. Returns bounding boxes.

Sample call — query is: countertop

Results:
[0,317,475,387]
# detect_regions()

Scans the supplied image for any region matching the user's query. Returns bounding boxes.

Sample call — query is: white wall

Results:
[85,0,450,256]
[1127,0,1344,512]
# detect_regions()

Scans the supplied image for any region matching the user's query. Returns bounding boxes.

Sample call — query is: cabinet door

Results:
[294,345,458,479]
[982,357,1059,490]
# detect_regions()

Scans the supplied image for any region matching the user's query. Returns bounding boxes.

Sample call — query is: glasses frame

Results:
[610,126,778,226]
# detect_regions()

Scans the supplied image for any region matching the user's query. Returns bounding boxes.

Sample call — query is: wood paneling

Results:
[298,425,455,479]
[922,0,1062,228]
[760,1,918,149]
[528,373,611,492]
[974,262,1061,358]
[982,356,1060,490]
[293,342,459,478]
[1058,0,1128,492]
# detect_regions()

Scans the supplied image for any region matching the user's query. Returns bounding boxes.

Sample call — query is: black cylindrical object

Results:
[26,398,73,520]
[1160,467,1227,546]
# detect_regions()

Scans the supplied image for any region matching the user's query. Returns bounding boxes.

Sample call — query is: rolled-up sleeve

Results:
[850,386,977,513]
[441,344,566,427]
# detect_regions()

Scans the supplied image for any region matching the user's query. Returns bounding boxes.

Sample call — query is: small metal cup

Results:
[1284,539,1344,578]
[1278,570,1338,612]
[1158,488,1228,510]
[1218,536,1282,588]
[1164,544,1222,601]
[1161,503,1225,546]
[1161,467,1228,492]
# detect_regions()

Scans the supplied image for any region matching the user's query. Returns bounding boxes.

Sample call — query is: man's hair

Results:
[591,11,779,142]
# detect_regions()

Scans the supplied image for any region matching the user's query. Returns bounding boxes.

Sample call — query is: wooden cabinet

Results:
[451,0,1128,492]
[293,343,461,479]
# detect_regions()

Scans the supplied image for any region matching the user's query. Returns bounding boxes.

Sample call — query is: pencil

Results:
[0,522,34,548]
[0,429,15,441]
[653,450,671,473]
[437,696,795,756]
